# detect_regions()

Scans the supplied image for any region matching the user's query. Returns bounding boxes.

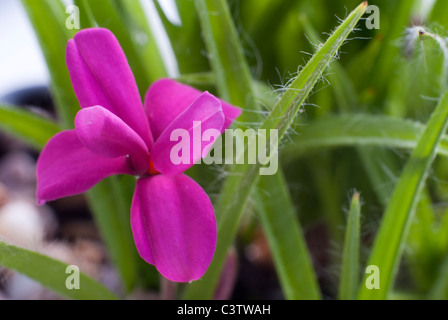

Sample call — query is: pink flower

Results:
[36,28,241,282]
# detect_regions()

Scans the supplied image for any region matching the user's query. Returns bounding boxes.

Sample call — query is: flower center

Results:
[148,158,160,176]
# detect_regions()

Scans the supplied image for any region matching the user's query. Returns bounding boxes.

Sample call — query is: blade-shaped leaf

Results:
[0,241,118,300]
[371,0,415,100]
[154,0,209,74]
[194,0,260,126]
[358,89,448,300]
[428,251,448,300]
[86,175,139,293]
[262,2,367,138]
[78,0,153,94]
[339,192,361,300]
[114,0,169,82]
[199,0,310,300]
[183,1,367,299]
[429,0,448,31]
[21,0,79,128]
[74,0,95,28]
[255,173,321,300]
[281,114,448,160]
[0,104,61,150]
[184,0,323,300]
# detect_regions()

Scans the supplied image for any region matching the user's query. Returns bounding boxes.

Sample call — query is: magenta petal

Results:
[66,28,153,147]
[151,92,224,177]
[131,174,217,282]
[75,106,150,175]
[36,130,133,204]
[145,78,241,140]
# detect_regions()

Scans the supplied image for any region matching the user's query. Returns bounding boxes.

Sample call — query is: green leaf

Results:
[358,89,448,300]
[239,0,299,38]
[298,13,358,113]
[282,114,448,214]
[298,13,372,238]
[261,2,367,138]
[114,0,169,82]
[0,104,61,150]
[406,189,440,293]
[0,241,118,300]
[358,147,401,208]
[71,0,164,291]
[154,0,209,74]
[176,72,216,88]
[254,173,321,300]
[281,114,448,160]
[428,250,448,300]
[86,176,139,293]
[371,0,416,100]
[183,1,367,299]
[429,0,448,29]
[177,72,279,111]
[339,192,361,300]
[21,0,79,128]
[80,0,153,93]
[300,11,403,211]
[74,0,96,28]
[185,0,322,300]
[194,0,260,125]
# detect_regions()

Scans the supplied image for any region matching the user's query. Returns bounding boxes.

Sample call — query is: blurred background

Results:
[1,0,448,300]
[0,0,48,98]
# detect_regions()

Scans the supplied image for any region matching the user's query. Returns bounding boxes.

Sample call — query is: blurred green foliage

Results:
[1,0,448,300]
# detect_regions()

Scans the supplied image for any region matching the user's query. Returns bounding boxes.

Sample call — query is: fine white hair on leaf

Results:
[403,26,428,57]
[404,25,448,91]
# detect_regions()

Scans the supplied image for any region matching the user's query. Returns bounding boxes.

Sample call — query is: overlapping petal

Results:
[131,174,216,282]
[36,130,133,205]
[150,92,225,177]
[145,78,241,140]
[66,28,153,147]
[36,28,244,284]
[75,106,150,175]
